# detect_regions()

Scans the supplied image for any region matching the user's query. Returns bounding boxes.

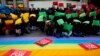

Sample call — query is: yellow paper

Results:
[30,14,36,17]
[23,13,29,23]
[20,13,24,17]
[0,14,6,18]
[15,18,22,25]
[24,19,29,23]
[10,13,18,19]
[24,13,29,17]
[5,20,13,24]
[18,4,24,8]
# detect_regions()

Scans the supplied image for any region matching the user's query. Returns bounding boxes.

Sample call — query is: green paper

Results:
[90,11,97,17]
[83,21,90,24]
[60,13,65,16]
[63,24,73,31]
[55,12,61,16]
[49,15,54,20]
[55,12,65,16]
[57,19,64,25]
[92,20,100,26]
[72,13,78,18]
[39,12,47,17]
[79,13,86,18]
[66,14,72,19]
[37,15,44,22]
[73,19,81,23]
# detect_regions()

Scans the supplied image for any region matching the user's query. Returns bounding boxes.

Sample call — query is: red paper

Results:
[53,2,58,5]
[71,5,76,8]
[96,9,100,14]
[58,3,64,7]
[79,42,100,50]
[65,9,71,13]
[8,4,14,8]
[82,4,87,9]
[86,10,90,16]
[3,49,31,56]
[88,4,95,9]
[35,38,52,47]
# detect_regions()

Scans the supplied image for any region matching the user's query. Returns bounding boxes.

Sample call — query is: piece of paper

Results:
[10,13,18,19]
[23,13,29,23]
[72,13,78,18]
[55,12,61,16]
[90,11,97,17]
[0,14,6,18]
[35,38,52,47]
[73,19,81,23]
[5,20,13,25]
[66,14,72,19]
[15,18,22,25]
[53,2,58,5]
[57,19,64,25]
[92,20,100,26]
[83,21,90,24]
[30,14,36,17]
[59,3,64,7]
[20,13,24,17]
[55,12,65,16]
[79,42,100,50]
[39,12,47,17]
[79,13,86,18]
[3,49,31,56]
[49,15,54,20]
[37,15,44,22]
[63,24,73,31]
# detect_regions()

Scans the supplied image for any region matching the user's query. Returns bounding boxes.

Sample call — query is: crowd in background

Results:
[0,3,100,37]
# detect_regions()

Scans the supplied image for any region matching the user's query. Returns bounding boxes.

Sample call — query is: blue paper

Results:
[1,10,10,14]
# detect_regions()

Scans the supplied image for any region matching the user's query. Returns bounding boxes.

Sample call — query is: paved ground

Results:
[0,31,100,56]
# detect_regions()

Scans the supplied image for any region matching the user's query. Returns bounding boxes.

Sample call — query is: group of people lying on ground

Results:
[0,4,100,37]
